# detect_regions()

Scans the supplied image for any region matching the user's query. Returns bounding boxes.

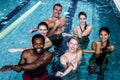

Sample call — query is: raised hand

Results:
[55,71,65,77]
[0,65,12,72]
[12,65,21,72]
[55,20,60,27]
[71,59,78,70]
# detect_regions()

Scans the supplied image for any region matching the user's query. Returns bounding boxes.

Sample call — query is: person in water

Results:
[55,36,82,80]
[83,27,114,79]
[29,3,66,47]
[9,22,52,53]
[0,34,53,80]
[62,12,92,49]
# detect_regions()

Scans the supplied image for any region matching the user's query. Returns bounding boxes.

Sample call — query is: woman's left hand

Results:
[55,71,65,77]
[71,60,78,70]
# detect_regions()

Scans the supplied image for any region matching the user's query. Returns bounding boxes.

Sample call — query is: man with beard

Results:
[29,3,66,47]
[0,34,53,80]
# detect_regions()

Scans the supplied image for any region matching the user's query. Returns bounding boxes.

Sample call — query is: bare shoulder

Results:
[60,54,68,65]
[73,26,79,30]
[77,49,82,54]
[22,49,32,58]
[60,54,67,61]
[87,24,92,27]
[60,17,66,26]
[60,17,66,21]
[94,41,101,45]
[92,41,101,48]
[86,24,92,30]
[44,18,51,23]
[44,50,53,57]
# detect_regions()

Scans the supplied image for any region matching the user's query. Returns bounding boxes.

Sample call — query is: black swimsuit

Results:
[90,46,111,65]
[78,24,89,49]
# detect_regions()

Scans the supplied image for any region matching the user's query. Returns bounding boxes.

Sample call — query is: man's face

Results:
[33,38,44,54]
[53,6,62,18]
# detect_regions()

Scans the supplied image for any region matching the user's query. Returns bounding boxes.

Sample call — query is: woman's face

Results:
[67,39,79,53]
[38,25,48,37]
[100,30,110,42]
[79,14,86,25]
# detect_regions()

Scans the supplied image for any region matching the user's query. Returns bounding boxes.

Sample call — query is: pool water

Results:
[0,0,120,80]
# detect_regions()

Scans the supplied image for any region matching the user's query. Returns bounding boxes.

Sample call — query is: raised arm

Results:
[29,28,38,34]
[83,41,101,54]
[9,48,25,53]
[62,50,83,75]
[55,50,82,77]
[81,25,92,37]
[59,17,66,33]
[0,50,26,72]
[55,55,75,77]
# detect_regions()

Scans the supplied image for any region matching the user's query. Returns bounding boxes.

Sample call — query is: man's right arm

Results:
[15,51,52,71]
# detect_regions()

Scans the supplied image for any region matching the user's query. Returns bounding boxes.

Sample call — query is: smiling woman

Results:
[55,36,82,80]
[0,0,120,80]
[83,27,114,80]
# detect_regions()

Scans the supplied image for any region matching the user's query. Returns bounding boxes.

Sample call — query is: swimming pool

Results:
[0,0,120,80]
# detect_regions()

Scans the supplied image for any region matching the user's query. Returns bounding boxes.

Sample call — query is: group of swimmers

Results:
[0,3,114,80]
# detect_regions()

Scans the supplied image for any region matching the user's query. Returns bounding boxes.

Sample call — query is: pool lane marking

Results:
[113,0,120,12]
[0,1,42,40]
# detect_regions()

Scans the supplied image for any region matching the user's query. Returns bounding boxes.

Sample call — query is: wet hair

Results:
[37,22,48,30]
[68,36,80,44]
[99,27,110,35]
[32,34,45,44]
[99,27,110,49]
[53,3,62,9]
[78,12,87,18]
[78,12,87,29]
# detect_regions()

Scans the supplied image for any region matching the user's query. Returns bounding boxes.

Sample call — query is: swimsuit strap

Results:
[79,24,87,32]
[79,25,83,32]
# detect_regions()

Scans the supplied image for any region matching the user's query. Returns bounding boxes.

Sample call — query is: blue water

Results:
[0,0,120,80]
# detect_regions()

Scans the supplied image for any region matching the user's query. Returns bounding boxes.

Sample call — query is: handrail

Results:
[0,1,42,40]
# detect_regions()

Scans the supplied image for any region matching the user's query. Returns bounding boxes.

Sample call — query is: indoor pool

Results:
[0,0,120,80]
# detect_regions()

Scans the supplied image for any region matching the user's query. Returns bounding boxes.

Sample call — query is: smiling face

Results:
[53,5,62,18]
[79,14,86,25]
[67,38,79,53]
[32,38,44,54]
[99,30,110,43]
[38,25,48,37]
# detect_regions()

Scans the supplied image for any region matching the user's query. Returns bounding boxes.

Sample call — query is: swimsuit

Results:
[90,47,111,65]
[78,24,89,49]
[48,34,63,47]
[88,45,111,74]
[23,71,48,80]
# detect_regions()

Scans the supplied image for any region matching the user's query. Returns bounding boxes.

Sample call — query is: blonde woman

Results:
[55,36,82,80]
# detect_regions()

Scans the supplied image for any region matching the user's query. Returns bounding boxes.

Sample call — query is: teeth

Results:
[37,49,41,52]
